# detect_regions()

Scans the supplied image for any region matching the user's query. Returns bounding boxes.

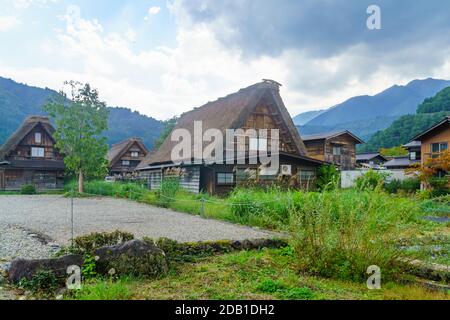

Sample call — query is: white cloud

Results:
[148,6,161,15]
[3,2,450,121]
[144,6,161,20]
[0,16,20,31]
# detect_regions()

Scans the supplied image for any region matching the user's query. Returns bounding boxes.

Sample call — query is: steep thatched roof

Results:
[0,116,55,160]
[107,137,149,166]
[137,81,307,169]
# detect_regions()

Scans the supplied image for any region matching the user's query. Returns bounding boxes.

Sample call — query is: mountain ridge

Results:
[294,78,450,139]
[0,77,163,149]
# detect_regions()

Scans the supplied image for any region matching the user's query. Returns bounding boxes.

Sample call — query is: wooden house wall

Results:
[304,140,325,162]
[324,135,357,170]
[304,135,358,170]
[239,102,298,154]
[2,169,63,191]
[179,166,201,194]
[8,125,62,161]
[143,166,200,194]
[420,124,450,162]
[110,142,148,174]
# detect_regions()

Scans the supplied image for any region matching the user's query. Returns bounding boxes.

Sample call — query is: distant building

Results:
[0,116,65,190]
[383,156,420,170]
[409,116,449,164]
[302,131,365,170]
[356,153,388,168]
[137,80,325,195]
[107,138,149,177]
[403,140,422,163]
[409,116,449,186]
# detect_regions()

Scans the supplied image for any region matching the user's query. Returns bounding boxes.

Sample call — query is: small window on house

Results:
[410,152,416,160]
[217,172,234,185]
[31,147,45,158]
[35,132,42,144]
[131,151,139,157]
[431,142,448,156]
[299,170,316,180]
[333,146,342,156]
[122,160,130,166]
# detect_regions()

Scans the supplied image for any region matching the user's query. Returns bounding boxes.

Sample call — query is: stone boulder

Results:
[8,254,83,284]
[94,239,168,278]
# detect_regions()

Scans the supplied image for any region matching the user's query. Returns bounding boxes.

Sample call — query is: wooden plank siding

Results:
[9,124,63,161]
[420,125,450,163]
[144,166,201,194]
[304,133,359,170]
[109,141,148,175]
[0,117,65,191]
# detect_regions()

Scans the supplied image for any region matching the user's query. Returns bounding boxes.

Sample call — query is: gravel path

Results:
[0,195,278,246]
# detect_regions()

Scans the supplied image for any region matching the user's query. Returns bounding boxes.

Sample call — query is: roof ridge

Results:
[182,81,278,117]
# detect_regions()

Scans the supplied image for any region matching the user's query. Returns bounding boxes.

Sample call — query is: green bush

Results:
[289,189,422,282]
[20,184,36,195]
[384,178,420,194]
[256,279,287,293]
[355,170,390,191]
[18,270,59,294]
[316,165,340,191]
[74,230,134,253]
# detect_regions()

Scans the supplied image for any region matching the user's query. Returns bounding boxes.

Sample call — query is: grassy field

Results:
[58,180,449,300]
[67,248,448,300]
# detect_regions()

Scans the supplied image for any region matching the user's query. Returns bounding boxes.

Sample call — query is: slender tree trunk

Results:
[78,170,84,194]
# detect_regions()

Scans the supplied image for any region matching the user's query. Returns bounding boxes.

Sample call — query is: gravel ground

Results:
[0,195,278,245]
[0,223,59,300]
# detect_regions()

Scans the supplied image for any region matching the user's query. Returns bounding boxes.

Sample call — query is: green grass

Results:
[66,277,133,300]
[70,248,448,300]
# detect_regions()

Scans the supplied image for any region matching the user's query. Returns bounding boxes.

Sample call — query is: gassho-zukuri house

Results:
[0,116,65,191]
[137,80,327,195]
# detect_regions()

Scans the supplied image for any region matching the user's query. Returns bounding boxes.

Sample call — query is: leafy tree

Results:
[153,116,178,149]
[44,81,109,193]
[380,146,408,157]
[406,150,450,190]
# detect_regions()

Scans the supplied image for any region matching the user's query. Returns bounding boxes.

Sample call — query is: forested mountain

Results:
[0,77,163,149]
[295,78,450,140]
[292,110,324,125]
[359,86,450,152]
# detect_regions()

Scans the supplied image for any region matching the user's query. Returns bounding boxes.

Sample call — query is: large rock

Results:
[94,239,168,277]
[8,254,83,284]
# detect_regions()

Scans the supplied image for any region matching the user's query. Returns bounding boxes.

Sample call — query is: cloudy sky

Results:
[0,0,449,120]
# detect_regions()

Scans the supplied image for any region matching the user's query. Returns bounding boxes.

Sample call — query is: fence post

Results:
[200,197,205,218]
[71,187,74,248]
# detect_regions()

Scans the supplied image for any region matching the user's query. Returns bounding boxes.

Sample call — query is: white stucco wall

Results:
[341,169,410,188]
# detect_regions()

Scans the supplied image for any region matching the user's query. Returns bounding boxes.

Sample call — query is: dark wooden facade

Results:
[107,138,149,176]
[0,116,64,190]
[303,131,364,170]
[356,153,388,168]
[137,80,325,195]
